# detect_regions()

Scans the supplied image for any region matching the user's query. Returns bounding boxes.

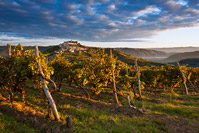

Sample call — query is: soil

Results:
[111,105,145,117]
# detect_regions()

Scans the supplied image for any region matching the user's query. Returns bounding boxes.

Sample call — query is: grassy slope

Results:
[0,114,36,132]
[1,82,199,132]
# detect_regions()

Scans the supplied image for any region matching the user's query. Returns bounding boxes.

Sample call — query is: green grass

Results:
[166,98,199,107]
[179,101,199,106]
[144,94,199,107]
[133,99,199,119]
[59,103,165,133]
[22,89,167,132]
[1,84,198,132]
[180,95,199,101]
[0,113,36,133]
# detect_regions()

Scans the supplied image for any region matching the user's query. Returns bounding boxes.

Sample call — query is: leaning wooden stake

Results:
[177,62,188,95]
[35,45,60,121]
[110,49,119,108]
[135,58,142,99]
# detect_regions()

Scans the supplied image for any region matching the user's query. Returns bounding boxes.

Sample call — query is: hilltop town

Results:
[59,40,87,53]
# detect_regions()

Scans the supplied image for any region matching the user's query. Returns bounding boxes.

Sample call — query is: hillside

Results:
[84,47,163,66]
[0,45,163,67]
[110,49,163,66]
[161,51,199,63]
[47,45,163,66]
[115,48,167,58]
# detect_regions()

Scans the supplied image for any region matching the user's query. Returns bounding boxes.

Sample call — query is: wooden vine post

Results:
[66,115,72,128]
[131,71,137,97]
[127,95,132,107]
[135,58,142,99]
[7,44,11,57]
[126,63,128,75]
[183,72,198,92]
[110,49,119,108]
[6,44,14,103]
[35,45,60,121]
[177,62,188,95]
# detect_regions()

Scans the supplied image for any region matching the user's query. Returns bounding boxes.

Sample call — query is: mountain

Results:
[149,47,199,53]
[160,51,199,63]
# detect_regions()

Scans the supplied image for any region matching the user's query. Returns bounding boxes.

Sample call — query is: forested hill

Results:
[179,58,199,67]
[0,45,59,57]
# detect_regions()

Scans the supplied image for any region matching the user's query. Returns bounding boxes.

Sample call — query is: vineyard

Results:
[0,44,199,132]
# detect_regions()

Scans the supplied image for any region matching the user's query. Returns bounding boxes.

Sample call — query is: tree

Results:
[50,54,72,91]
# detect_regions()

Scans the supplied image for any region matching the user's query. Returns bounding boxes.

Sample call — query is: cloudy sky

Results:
[0,0,199,48]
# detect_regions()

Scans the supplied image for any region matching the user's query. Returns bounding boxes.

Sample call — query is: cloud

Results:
[0,35,65,46]
[0,0,199,43]
[108,4,116,10]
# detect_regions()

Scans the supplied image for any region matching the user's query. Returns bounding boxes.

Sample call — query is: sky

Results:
[0,0,199,48]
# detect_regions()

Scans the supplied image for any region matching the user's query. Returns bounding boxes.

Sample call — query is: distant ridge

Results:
[149,47,199,53]
[114,48,167,58]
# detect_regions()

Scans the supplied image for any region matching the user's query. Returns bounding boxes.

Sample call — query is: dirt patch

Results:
[148,99,168,104]
[111,105,145,117]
